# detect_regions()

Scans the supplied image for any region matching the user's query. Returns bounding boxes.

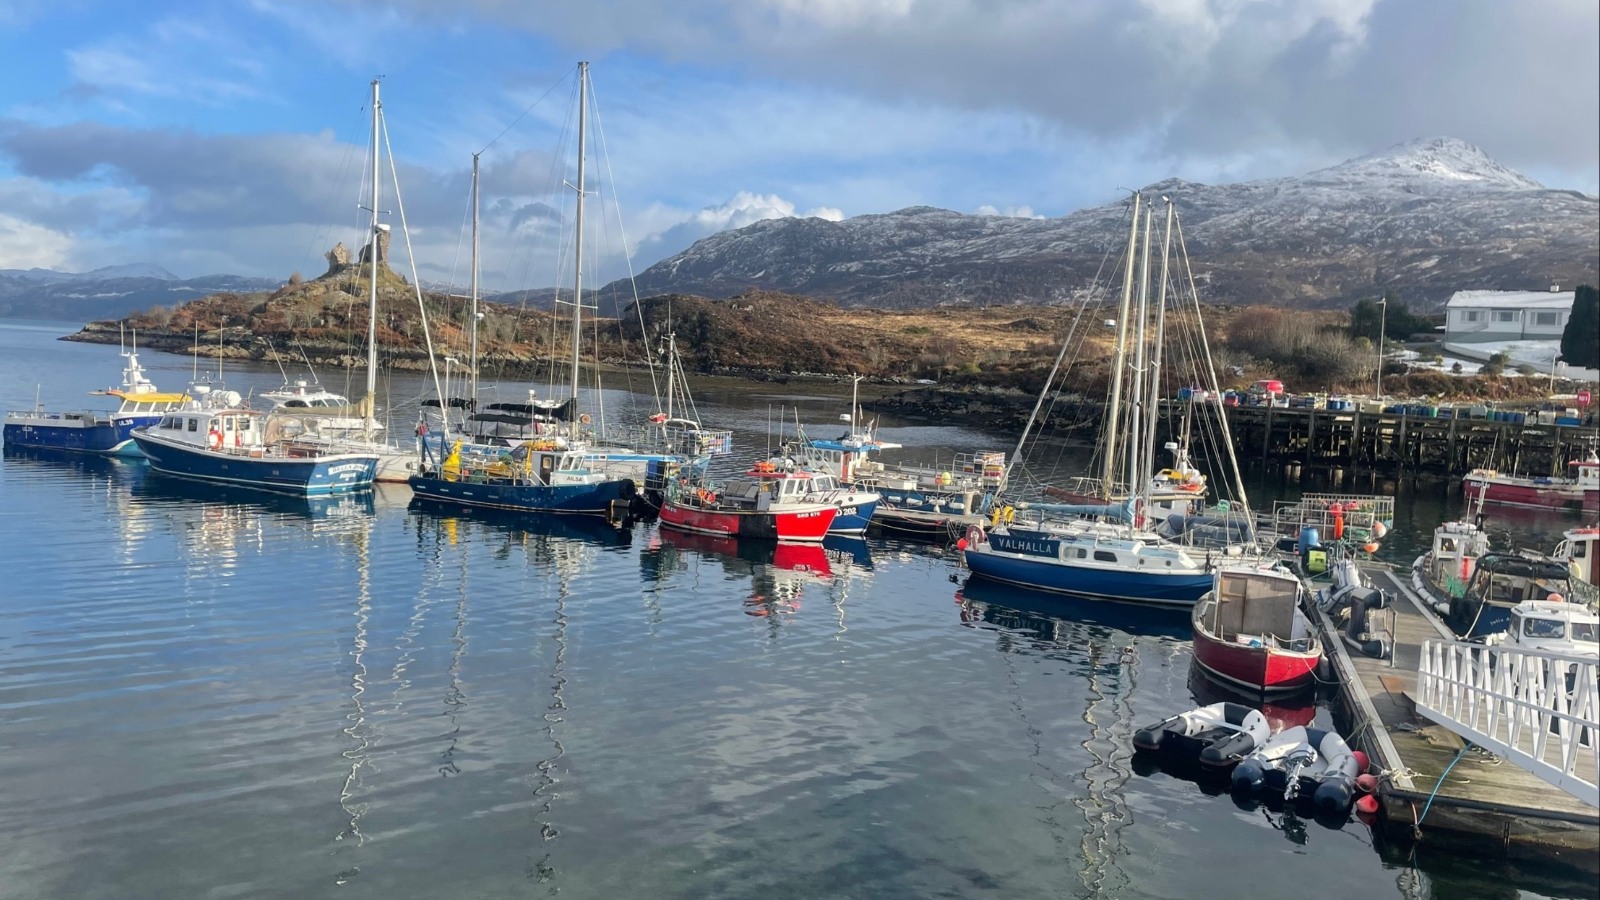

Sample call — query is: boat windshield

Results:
[1574,621,1599,644]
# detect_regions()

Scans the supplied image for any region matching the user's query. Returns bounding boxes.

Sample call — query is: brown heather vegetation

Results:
[88,281,1564,404]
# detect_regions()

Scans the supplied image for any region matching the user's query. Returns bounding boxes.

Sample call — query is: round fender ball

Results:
[1352,750,1370,773]
[1355,794,1380,816]
[1356,773,1378,794]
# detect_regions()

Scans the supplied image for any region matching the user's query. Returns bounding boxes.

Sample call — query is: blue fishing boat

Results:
[132,407,378,495]
[407,437,638,517]
[4,338,193,456]
[965,521,1216,606]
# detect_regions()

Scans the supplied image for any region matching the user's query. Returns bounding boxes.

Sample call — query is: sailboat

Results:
[407,61,641,518]
[964,193,1261,607]
[272,78,452,484]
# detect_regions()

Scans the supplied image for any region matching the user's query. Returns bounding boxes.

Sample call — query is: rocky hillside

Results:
[616,138,1599,311]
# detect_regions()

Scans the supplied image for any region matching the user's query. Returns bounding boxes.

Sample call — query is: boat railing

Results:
[1416,638,1599,807]
[602,422,734,458]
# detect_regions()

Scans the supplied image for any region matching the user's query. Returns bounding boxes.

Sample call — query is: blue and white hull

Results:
[3,413,161,456]
[828,497,878,534]
[407,473,637,516]
[965,529,1214,607]
[133,431,378,495]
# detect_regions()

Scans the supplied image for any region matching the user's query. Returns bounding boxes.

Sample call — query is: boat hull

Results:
[1191,629,1319,694]
[965,538,1213,606]
[1461,474,1599,513]
[4,414,160,456]
[659,501,835,542]
[407,472,636,516]
[133,431,377,495]
[825,497,878,534]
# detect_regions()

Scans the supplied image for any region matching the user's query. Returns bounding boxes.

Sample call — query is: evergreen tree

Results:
[1561,285,1598,369]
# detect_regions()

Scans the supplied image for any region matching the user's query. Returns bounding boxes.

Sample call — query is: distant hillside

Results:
[611,137,1599,311]
[0,265,279,321]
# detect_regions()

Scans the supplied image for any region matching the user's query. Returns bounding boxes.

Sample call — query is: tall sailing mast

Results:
[1101,192,1142,500]
[469,152,480,416]
[567,61,589,421]
[363,78,382,440]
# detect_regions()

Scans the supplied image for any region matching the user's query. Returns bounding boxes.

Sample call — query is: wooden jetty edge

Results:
[1318,566,1599,872]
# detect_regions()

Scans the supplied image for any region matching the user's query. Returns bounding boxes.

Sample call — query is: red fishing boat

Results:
[660,461,837,542]
[1190,563,1322,694]
[1461,449,1599,513]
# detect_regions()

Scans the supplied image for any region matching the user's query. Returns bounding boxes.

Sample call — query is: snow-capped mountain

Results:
[0,268,280,321]
[618,138,1598,310]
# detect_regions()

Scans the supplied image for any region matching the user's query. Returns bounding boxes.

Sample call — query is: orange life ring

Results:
[1181,481,1202,492]
[649,413,668,424]
[578,413,592,425]
[208,428,223,450]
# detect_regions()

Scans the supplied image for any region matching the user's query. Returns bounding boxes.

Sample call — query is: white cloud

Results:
[629,191,848,271]
[0,213,73,269]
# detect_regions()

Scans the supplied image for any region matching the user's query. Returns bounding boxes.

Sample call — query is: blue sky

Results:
[1,0,1596,292]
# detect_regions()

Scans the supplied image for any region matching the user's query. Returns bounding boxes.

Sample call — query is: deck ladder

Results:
[1416,640,1599,808]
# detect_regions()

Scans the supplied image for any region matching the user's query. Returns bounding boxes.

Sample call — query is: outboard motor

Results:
[1325,584,1392,660]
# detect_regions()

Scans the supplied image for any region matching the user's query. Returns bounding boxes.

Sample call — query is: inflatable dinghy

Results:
[1132,702,1269,769]
[1230,725,1361,815]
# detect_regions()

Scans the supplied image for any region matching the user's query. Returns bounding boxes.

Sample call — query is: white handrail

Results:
[1416,639,1598,808]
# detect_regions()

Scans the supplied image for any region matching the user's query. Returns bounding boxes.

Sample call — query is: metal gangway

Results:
[1416,640,1599,807]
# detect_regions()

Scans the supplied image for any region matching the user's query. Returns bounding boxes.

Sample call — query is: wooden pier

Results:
[1320,567,1598,871]
[1162,403,1598,475]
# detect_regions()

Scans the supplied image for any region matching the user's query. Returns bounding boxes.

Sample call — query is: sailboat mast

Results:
[364,78,381,436]
[1126,206,1153,503]
[665,332,678,421]
[1141,198,1175,513]
[470,153,481,415]
[1101,192,1141,499]
[568,61,589,415]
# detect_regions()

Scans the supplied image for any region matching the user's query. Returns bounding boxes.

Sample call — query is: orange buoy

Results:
[1355,794,1379,816]
[956,538,968,551]
[1353,750,1369,773]
[1356,773,1378,794]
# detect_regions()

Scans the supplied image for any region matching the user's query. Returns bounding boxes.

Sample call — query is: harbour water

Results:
[1,319,1593,899]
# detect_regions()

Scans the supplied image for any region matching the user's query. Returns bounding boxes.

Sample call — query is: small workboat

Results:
[1230,725,1362,816]
[1131,701,1269,769]
[1191,563,1322,694]
[1461,448,1599,514]
[132,406,379,496]
[659,462,838,542]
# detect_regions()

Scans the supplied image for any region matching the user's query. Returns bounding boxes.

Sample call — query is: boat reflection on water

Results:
[650,528,839,618]
[2,442,145,481]
[1185,660,1318,734]
[132,469,376,522]
[955,576,1191,642]
[405,495,634,549]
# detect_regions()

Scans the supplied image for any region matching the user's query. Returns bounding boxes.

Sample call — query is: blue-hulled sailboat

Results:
[407,62,640,518]
[964,193,1261,606]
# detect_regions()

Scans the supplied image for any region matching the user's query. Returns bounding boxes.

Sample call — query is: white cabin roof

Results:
[1444,290,1574,311]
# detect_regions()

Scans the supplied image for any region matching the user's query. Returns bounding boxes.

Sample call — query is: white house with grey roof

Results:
[1443,288,1573,343]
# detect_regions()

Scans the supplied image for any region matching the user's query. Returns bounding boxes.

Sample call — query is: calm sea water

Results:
[1,319,1592,900]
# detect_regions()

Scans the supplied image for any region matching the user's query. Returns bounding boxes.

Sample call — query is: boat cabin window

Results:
[188,418,198,432]
[1439,537,1457,553]
[1574,542,1589,560]
[1094,550,1118,563]
[1575,622,1599,643]
[1523,618,1566,639]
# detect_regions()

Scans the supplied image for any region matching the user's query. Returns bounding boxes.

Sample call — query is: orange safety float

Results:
[208,427,223,450]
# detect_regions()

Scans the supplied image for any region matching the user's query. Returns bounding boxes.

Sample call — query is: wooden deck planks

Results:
[1319,567,1598,864]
